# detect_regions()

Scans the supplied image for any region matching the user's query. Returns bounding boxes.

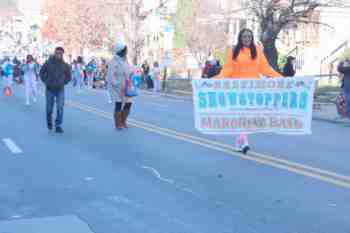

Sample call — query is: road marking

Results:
[66,100,350,189]
[141,166,175,184]
[140,90,190,101]
[86,88,188,102]
[146,102,168,108]
[84,177,95,181]
[2,138,23,154]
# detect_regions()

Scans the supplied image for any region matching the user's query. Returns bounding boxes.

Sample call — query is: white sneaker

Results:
[25,101,30,106]
[32,97,37,103]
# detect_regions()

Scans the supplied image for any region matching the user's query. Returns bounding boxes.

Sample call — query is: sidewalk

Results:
[313,103,349,124]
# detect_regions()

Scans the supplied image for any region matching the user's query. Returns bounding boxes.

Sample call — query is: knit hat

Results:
[113,41,126,54]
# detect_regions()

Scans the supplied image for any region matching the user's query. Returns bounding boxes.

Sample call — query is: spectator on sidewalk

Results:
[142,61,153,89]
[207,59,222,78]
[40,47,72,133]
[283,56,296,77]
[73,56,85,91]
[337,58,350,121]
[1,57,14,96]
[201,61,212,78]
[86,59,97,89]
[282,56,296,77]
[152,61,161,94]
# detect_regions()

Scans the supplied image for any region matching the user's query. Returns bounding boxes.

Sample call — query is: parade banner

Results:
[192,77,316,135]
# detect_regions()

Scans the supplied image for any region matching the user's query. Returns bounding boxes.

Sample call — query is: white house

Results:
[141,0,177,65]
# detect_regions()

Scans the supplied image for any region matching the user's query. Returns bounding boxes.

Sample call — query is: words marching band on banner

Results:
[192,78,316,135]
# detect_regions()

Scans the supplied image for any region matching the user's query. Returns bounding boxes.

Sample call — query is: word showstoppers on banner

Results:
[192,78,316,135]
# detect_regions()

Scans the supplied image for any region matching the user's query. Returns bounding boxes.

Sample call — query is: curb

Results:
[312,117,348,124]
[140,90,192,101]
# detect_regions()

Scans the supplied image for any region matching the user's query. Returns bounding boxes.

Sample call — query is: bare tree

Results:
[105,0,170,65]
[176,0,229,65]
[43,0,169,63]
[244,0,346,70]
[42,0,108,53]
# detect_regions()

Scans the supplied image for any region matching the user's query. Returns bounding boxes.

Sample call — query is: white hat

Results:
[113,41,126,54]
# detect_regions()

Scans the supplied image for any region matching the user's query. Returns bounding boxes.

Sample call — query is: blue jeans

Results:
[46,88,65,127]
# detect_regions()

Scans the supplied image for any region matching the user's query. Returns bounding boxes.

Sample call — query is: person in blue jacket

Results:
[1,57,14,95]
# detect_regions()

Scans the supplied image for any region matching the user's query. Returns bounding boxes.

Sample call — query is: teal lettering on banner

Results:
[273,92,282,107]
[256,93,264,106]
[208,92,217,108]
[218,92,226,107]
[192,78,315,134]
[227,92,237,106]
[290,91,298,109]
[198,92,207,109]
[247,92,255,105]
[239,93,247,106]
[299,91,308,110]
[264,93,273,106]
[282,92,289,108]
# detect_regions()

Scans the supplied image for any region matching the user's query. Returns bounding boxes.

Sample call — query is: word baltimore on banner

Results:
[192,78,316,135]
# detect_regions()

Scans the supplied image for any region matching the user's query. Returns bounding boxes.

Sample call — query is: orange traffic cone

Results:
[4,87,12,97]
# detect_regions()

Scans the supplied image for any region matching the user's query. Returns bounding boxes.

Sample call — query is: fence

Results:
[153,74,342,104]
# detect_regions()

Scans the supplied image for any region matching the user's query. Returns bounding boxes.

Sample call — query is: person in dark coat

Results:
[142,61,153,89]
[40,47,72,133]
[201,61,211,78]
[338,58,350,121]
[282,56,296,77]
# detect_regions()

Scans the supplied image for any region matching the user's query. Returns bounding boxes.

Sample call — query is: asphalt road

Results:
[0,83,349,233]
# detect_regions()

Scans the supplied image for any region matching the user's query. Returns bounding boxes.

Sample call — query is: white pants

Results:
[2,75,13,87]
[76,75,84,89]
[153,79,161,93]
[24,74,37,103]
[87,73,94,88]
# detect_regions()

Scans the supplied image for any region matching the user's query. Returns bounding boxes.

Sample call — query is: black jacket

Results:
[40,56,71,90]
[338,61,350,94]
[282,63,296,77]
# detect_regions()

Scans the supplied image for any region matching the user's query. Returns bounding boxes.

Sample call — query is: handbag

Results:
[124,77,138,97]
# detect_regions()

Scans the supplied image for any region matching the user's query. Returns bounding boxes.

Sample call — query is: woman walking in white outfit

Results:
[73,56,85,92]
[23,55,38,105]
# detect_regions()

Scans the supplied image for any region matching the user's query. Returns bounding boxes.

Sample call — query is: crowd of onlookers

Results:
[1,50,349,122]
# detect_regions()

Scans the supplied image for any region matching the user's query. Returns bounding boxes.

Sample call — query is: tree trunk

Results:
[132,46,138,65]
[261,39,279,71]
[260,20,281,72]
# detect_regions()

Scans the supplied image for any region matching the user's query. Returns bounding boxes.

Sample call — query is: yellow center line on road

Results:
[80,88,170,108]
[145,102,168,108]
[85,87,188,102]
[66,100,350,189]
